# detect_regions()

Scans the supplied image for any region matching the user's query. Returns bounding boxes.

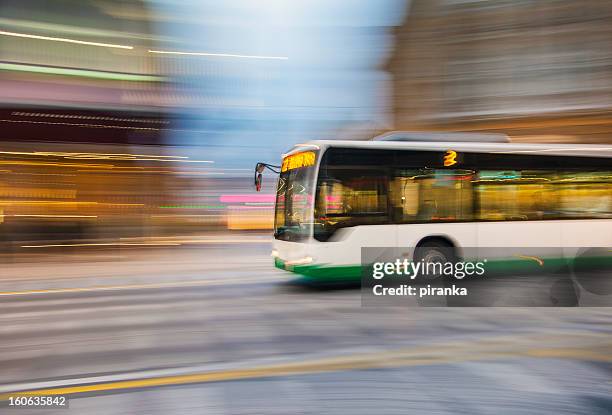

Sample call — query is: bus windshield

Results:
[274,151,318,241]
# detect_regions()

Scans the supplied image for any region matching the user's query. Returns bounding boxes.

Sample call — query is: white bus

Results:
[258,132,612,283]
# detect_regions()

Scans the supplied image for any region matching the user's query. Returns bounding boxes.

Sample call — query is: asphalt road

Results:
[0,236,611,414]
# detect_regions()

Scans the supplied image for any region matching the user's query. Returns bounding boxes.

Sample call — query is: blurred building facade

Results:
[387,0,612,143]
[0,1,182,244]
[0,0,168,144]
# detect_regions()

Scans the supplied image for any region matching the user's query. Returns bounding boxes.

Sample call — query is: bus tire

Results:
[413,239,457,280]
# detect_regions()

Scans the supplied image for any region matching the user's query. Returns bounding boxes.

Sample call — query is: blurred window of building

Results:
[388,0,612,143]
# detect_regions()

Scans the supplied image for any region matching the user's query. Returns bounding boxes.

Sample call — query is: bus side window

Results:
[390,176,420,221]
[419,170,473,221]
[316,180,345,216]
[555,171,612,218]
[315,169,389,233]
[391,169,473,222]
[475,170,559,220]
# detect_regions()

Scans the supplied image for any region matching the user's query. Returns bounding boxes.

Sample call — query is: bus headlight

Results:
[271,249,279,258]
[285,256,314,266]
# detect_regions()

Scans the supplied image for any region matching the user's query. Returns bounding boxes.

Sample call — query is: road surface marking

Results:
[1,337,610,398]
[0,275,283,297]
[21,237,271,248]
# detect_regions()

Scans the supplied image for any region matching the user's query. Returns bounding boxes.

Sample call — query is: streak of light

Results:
[6,172,76,177]
[0,201,143,206]
[76,170,172,174]
[118,236,270,244]
[0,150,210,163]
[63,157,163,161]
[158,205,225,209]
[161,160,214,164]
[0,119,164,131]
[206,168,251,171]
[219,194,275,203]
[0,275,281,298]
[174,172,224,175]
[10,214,98,218]
[133,239,269,244]
[0,30,134,49]
[229,205,274,210]
[21,242,180,248]
[0,160,117,169]
[12,112,169,124]
[0,63,163,82]
[148,49,288,60]
[26,151,187,159]
[150,214,222,217]
[0,201,97,205]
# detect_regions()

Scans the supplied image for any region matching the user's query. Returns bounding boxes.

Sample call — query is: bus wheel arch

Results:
[414,236,460,263]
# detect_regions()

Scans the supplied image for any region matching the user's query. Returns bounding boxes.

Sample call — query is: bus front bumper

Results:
[273,256,362,283]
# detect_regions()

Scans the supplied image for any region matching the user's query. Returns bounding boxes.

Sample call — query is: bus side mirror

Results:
[254,163,265,191]
[255,172,262,191]
[254,162,280,192]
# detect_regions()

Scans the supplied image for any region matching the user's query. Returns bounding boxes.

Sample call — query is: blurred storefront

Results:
[0,1,215,245]
[387,0,612,143]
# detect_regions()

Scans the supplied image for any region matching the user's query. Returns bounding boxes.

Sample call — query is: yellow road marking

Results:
[0,276,281,296]
[1,341,610,399]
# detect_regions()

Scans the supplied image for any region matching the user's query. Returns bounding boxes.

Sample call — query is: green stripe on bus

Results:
[275,255,611,283]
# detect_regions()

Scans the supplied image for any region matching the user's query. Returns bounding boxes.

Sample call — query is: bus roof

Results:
[372,131,510,143]
[286,140,612,158]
